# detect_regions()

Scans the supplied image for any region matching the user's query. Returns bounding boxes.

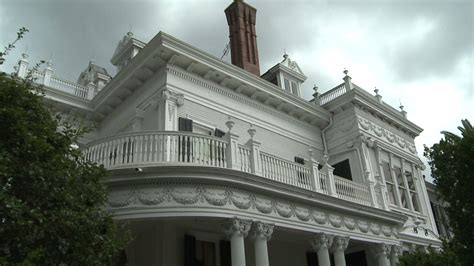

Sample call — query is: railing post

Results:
[367,178,379,208]
[343,69,353,92]
[308,148,322,193]
[225,120,241,170]
[87,82,96,99]
[247,126,262,176]
[43,60,53,86]
[17,53,29,78]
[321,154,337,197]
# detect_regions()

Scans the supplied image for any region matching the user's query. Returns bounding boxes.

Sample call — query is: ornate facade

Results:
[16,1,441,265]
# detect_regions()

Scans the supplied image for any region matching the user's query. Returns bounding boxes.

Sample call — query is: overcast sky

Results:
[1,0,473,180]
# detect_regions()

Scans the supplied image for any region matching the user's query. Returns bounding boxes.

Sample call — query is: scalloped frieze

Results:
[357,220,369,233]
[357,117,416,154]
[343,217,356,230]
[108,183,400,240]
[329,214,343,228]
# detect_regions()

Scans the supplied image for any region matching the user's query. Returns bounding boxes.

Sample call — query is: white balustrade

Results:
[319,83,347,105]
[318,172,328,193]
[260,152,312,190]
[84,131,375,207]
[84,131,228,169]
[238,145,252,173]
[49,76,90,99]
[333,175,372,206]
[28,68,91,99]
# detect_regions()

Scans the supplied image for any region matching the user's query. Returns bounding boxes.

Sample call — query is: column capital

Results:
[160,88,184,106]
[372,243,391,259]
[330,235,349,253]
[310,232,334,251]
[224,217,251,239]
[250,221,274,241]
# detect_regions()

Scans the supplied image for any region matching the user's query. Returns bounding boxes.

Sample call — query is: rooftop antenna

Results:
[220,42,230,60]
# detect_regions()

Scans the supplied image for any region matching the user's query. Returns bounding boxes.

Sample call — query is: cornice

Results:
[158,32,330,123]
[324,87,423,138]
[166,65,321,135]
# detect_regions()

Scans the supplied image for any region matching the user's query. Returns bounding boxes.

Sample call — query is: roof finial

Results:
[399,100,407,118]
[283,48,288,59]
[343,68,349,76]
[46,52,53,67]
[127,24,133,37]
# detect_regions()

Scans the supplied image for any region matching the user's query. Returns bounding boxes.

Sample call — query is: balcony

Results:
[84,131,374,207]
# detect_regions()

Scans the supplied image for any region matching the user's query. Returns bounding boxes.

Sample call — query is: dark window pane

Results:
[333,159,352,180]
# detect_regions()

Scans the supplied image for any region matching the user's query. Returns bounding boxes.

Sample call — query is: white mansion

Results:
[16,1,441,265]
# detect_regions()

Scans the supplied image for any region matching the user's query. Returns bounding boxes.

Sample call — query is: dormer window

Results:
[261,53,307,98]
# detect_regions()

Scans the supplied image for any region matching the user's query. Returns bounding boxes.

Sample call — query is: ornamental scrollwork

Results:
[107,183,398,240]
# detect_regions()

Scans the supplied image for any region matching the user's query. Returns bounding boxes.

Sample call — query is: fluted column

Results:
[250,221,274,266]
[390,245,402,266]
[310,233,333,266]
[331,236,349,266]
[224,217,252,266]
[372,243,391,266]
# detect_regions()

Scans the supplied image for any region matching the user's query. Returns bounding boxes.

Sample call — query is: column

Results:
[250,221,274,266]
[224,217,251,266]
[390,245,402,266]
[330,236,349,266]
[372,243,390,266]
[157,88,184,131]
[310,232,333,266]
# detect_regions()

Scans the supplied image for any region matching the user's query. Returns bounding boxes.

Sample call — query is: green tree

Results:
[399,240,460,266]
[0,29,126,265]
[423,119,474,265]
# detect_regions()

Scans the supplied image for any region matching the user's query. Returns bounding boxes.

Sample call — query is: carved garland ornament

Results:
[357,117,417,154]
[108,183,399,239]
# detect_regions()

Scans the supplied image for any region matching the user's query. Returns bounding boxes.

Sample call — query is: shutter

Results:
[179,117,193,132]
[184,234,196,266]
[306,252,318,266]
[220,240,231,266]
[186,118,193,132]
[294,156,305,164]
[214,128,226,138]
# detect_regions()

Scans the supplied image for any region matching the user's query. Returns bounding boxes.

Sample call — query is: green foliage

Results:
[0,32,127,265]
[399,240,460,266]
[424,119,474,266]
[0,27,28,64]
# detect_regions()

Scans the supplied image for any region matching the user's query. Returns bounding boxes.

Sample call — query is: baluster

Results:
[116,138,124,165]
[103,141,110,167]
[132,136,139,163]
[143,135,149,162]
[174,135,179,162]
[222,142,227,168]
[160,134,165,162]
[169,135,174,162]
[152,134,157,162]
[214,140,218,166]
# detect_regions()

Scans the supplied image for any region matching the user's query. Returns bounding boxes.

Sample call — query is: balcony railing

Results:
[319,83,348,105]
[29,69,92,100]
[84,131,374,207]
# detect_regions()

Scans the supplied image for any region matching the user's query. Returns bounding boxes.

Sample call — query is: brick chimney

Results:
[225,0,260,76]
